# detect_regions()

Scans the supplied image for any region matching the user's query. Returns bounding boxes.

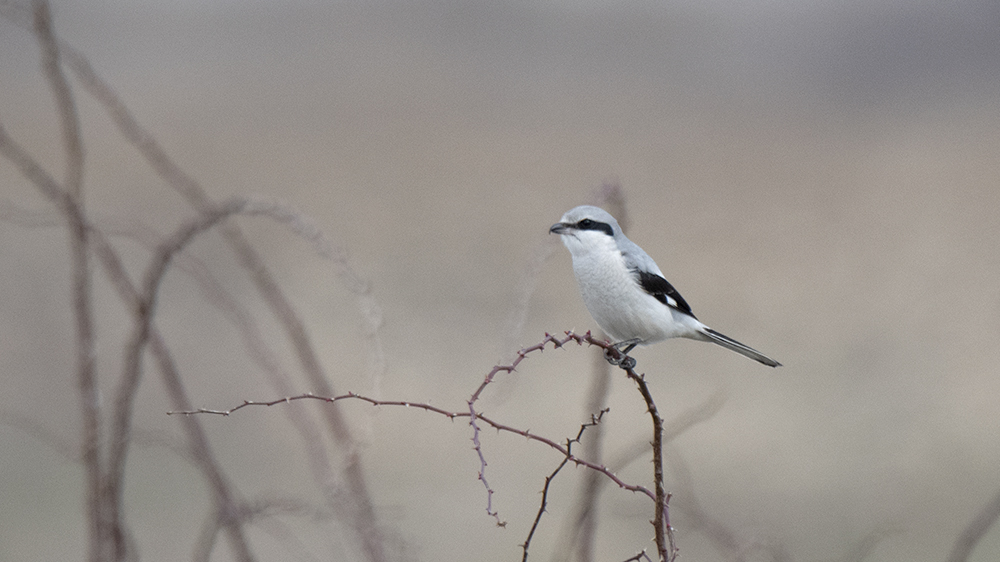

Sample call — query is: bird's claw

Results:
[603,347,637,370]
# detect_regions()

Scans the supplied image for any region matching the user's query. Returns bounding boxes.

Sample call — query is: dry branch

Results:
[0,118,259,562]
[5,3,103,556]
[521,409,609,562]
[173,330,677,559]
[53,36,388,562]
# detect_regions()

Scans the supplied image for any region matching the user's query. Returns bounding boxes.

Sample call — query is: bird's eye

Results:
[578,219,594,228]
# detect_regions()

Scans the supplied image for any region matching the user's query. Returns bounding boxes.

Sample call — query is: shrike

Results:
[550,205,781,368]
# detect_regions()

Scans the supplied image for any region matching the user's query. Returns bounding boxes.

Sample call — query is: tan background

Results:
[2,1,999,561]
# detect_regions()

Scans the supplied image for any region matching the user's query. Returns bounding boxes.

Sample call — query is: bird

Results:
[550,205,781,368]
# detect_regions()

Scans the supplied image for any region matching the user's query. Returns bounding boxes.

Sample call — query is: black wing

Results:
[633,269,696,319]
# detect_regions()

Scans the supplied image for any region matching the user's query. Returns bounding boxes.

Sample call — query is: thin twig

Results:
[620,551,653,562]
[521,409,609,562]
[556,389,726,561]
[468,402,506,526]
[151,332,258,562]
[566,345,612,562]
[465,332,579,525]
[173,330,676,558]
[170,389,655,502]
[523,454,570,558]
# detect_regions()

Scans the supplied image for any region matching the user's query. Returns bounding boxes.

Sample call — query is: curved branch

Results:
[170,390,655,502]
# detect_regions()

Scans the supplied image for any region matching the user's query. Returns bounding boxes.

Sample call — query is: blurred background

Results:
[1,0,999,560]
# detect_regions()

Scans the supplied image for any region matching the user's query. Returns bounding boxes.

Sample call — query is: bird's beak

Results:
[549,222,571,235]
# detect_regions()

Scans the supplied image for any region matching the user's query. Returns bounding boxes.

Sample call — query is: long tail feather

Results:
[701,328,782,367]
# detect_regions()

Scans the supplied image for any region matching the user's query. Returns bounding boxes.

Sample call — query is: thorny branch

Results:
[170,388,655,501]
[520,409,609,562]
[468,400,506,526]
[623,368,677,562]
[173,330,676,560]
[4,7,675,557]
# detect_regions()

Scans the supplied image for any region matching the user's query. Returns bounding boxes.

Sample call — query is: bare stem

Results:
[4,4,100,554]
[34,0,83,198]
[58,45,387,562]
[150,333,257,562]
[610,351,676,562]
[89,217,258,561]
[172,330,674,559]
[521,409,607,562]
[170,388,655,502]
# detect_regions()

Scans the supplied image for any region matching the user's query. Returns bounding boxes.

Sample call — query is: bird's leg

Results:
[617,341,639,355]
[605,338,641,370]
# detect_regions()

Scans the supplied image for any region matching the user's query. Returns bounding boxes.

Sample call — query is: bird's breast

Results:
[570,250,693,344]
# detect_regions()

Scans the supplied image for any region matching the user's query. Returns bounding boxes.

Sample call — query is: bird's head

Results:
[549,205,622,257]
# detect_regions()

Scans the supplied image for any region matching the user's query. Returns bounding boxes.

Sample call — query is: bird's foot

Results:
[618,355,637,370]
[604,339,641,370]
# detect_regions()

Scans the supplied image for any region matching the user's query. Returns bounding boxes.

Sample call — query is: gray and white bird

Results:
[550,205,781,367]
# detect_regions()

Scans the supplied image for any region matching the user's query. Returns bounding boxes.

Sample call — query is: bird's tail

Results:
[700,328,782,367]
